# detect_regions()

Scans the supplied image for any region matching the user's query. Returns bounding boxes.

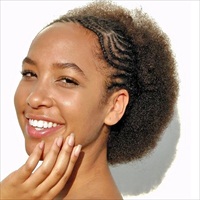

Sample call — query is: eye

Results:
[57,77,79,87]
[21,70,37,79]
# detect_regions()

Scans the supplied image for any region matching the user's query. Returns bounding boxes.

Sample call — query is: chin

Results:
[25,140,35,155]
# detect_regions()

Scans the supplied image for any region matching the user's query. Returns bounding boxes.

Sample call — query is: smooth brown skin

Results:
[1,22,129,199]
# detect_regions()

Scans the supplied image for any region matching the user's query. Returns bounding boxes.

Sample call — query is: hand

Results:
[0,133,81,199]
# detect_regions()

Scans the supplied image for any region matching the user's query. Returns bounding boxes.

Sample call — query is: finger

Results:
[16,141,45,182]
[49,144,82,196]
[26,137,63,186]
[38,134,75,190]
[59,144,82,183]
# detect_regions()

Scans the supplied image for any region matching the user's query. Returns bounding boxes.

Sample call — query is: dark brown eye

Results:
[61,78,78,85]
[57,77,79,88]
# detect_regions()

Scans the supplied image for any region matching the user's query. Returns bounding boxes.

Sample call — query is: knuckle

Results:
[23,162,33,173]
[50,146,60,155]
[62,172,70,182]
[69,159,76,166]
[46,190,56,199]
[62,147,72,157]
[62,146,73,155]
[62,142,73,153]
[5,171,18,186]
[47,148,60,159]
[40,166,50,176]
[53,168,63,177]
[70,156,78,165]
[32,187,48,199]
[32,190,41,199]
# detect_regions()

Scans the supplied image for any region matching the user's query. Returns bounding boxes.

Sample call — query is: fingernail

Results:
[39,140,45,149]
[74,145,82,157]
[56,136,63,147]
[68,133,75,146]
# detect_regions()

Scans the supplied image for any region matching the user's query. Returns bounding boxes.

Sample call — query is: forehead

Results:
[28,22,100,68]
[33,22,97,47]
[34,22,97,44]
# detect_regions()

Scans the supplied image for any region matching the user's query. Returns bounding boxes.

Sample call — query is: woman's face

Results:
[14,23,110,158]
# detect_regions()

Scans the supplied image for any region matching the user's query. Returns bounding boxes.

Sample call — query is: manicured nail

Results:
[68,133,75,146]
[39,140,45,149]
[56,136,63,147]
[74,145,82,157]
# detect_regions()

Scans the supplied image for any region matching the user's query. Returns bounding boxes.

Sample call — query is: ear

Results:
[104,89,129,126]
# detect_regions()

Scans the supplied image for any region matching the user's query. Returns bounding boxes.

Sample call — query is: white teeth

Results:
[48,122,53,128]
[37,120,43,128]
[29,119,59,129]
[43,121,48,128]
[53,123,57,127]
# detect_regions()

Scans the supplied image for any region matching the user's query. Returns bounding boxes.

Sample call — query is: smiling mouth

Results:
[29,119,60,130]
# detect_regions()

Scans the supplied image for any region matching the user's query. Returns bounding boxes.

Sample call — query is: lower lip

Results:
[26,124,64,139]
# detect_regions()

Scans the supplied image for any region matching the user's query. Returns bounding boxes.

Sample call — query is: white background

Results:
[0,1,199,199]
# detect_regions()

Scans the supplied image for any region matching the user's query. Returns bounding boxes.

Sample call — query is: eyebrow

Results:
[22,57,37,66]
[52,62,87,79]
[22,56,87,79]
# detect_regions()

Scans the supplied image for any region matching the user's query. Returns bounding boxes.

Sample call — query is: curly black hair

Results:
[47,0,179,165]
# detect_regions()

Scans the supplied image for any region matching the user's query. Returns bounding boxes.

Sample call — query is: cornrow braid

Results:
[76,16,138,95]
[51,16,138,95]
[46,0,178,164]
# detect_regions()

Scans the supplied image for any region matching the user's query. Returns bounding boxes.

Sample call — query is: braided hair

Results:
[46,0,179,165]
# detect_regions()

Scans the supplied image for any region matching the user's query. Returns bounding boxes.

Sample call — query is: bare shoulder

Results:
[67,173,123,199]
[86,173,123,199]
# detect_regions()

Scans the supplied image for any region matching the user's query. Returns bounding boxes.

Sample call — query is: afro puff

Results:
[48,0,179,164]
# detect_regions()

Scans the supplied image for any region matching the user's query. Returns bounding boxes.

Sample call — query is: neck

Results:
[56,143,109,198]
[56,126,108,198]
[55,126,122,199]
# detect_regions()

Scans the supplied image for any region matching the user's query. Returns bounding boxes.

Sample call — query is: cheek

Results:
[61,98,106,145]
[14,82,27,112]
[14,83,27,129]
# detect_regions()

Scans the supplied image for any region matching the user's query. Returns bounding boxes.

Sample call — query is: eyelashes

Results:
[21,69,37,78]
[20,70,79,87]
[58,77,79,86]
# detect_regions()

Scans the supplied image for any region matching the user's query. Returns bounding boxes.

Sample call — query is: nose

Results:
[26,84,54,109]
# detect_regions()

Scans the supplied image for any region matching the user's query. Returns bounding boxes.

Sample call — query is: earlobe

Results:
[104,89,129,126]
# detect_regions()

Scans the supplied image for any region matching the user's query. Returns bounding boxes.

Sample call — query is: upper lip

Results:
[25,113,65,124]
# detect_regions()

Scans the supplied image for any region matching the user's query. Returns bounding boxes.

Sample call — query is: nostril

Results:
[26,91,53,109]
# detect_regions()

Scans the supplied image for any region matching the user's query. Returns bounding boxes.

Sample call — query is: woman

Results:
[0,0,178,199]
